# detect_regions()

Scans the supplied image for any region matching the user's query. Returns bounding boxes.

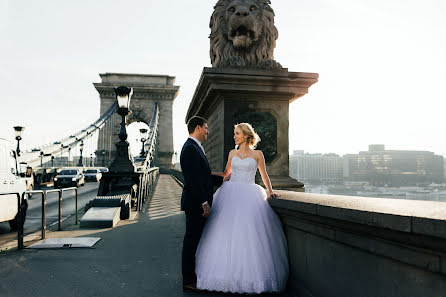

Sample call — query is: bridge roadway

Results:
[0,174,294,297]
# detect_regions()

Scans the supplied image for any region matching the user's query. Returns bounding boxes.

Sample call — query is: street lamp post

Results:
[139,128,148,158]
[40,151,44,167]
[78,141,84,167]
[108,86,135,173]
[13,126,25,156]
[68,147,72,167]
[101,150,106,166]
[60,144,64,167]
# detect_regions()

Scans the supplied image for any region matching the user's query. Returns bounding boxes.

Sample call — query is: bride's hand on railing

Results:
[267,190,280,200]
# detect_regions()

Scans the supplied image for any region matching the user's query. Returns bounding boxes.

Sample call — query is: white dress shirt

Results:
[188,136,206,155]
[188,136,209,206]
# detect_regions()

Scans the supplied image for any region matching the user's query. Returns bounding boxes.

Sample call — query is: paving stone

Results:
[79,207,121,228]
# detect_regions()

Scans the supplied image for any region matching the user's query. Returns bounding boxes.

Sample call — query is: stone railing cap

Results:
[271,191,446,239]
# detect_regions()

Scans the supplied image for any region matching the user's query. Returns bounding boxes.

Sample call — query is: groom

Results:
[180,116,222,290]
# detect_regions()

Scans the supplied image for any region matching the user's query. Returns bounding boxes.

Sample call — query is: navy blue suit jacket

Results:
[180,138,222,214]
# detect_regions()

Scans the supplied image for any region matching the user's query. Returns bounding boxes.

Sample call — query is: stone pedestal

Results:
[187,67,318,190]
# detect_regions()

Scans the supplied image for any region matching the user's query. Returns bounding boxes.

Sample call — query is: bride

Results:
[195,123,289,294]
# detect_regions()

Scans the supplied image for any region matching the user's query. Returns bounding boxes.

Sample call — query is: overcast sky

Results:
[1,0,445,158]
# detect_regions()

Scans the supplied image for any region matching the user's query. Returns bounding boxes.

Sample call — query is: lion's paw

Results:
[257,59,283,69]
[220,56,246,68]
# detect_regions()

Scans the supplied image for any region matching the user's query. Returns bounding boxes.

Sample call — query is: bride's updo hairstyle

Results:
[235,123,261,149]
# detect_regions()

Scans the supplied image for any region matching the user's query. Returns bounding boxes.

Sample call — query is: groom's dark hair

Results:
[187,116,207,134]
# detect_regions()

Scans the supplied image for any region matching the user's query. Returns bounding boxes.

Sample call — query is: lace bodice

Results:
[230,156,258,184]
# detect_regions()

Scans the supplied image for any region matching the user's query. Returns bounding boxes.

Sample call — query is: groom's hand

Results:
[202,203,211,217]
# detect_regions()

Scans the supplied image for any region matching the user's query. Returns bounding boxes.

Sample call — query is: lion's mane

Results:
[209,0,279,68]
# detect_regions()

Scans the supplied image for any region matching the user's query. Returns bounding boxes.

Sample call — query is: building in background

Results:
[290,145,444,186]
[289,150,343,184]
[343,145,444,186]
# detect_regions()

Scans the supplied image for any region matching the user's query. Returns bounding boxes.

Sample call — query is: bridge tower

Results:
[94,73,179,172]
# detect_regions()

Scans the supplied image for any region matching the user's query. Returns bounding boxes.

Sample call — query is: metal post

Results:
[74,188,78,224]
[148,172,151,193]
[42,192,46,239]
[140,139,146,157]
[78,148,83,166]
[138,174,143,211]
[16,138,21,157]
[18,193,24,249]
[58,191,62,231]
[68,147,71,167]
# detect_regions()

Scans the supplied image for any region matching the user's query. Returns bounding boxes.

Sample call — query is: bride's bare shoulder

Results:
[253,150,264,160]
[253,150,264,156]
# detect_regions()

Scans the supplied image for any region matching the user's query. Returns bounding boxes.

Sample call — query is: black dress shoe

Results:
[183,283,199,292]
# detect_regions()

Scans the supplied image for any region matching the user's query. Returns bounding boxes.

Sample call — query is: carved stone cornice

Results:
[93,85,178,100]
[93,72,180,101]
[187,67,319,121]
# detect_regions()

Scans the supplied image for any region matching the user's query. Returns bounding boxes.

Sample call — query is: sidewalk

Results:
[0,175,294,297]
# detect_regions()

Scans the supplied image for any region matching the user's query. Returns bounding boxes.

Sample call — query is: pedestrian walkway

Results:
[0,174,294,297]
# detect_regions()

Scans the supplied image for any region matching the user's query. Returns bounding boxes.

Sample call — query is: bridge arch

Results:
[127,121,150,157]
[94,73,179,171]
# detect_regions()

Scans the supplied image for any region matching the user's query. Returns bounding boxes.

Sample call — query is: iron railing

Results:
[136,167,159,211]
[143,102,160,168]
[0,187,78,250]
[134,102,160,210]
[45,187,79,230]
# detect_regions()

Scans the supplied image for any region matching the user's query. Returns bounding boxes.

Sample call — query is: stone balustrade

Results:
[270,191,446,297]
[170,168,446,296]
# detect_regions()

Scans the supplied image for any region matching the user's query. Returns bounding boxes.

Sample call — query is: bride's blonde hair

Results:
[235,123,261,149]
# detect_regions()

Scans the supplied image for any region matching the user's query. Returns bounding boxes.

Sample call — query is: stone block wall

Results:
[270,192,446,297]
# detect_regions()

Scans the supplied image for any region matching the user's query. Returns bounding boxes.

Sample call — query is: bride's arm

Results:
[211,150,234,178]
[257,151,279,199]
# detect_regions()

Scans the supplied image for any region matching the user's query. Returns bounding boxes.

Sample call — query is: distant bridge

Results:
[19,73,179,172]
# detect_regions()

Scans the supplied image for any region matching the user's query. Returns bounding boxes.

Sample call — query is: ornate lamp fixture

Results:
[109,86,135,173]
[40,151,44,167]
[139,128,148,157]
[13,126,25,156]
[116,86,133,142]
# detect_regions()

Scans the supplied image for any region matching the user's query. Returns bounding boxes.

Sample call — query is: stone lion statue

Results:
[210,0,282,69]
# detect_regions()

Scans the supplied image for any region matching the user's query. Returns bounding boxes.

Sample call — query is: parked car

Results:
[0,138,28,230]
[53,169,85,188]
[98,167,108,173]
[83,169,102,182]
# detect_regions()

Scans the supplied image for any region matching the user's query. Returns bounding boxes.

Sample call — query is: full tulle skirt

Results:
[195,181,289,294]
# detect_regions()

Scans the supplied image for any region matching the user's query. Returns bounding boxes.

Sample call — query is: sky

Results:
[0,0,445,158]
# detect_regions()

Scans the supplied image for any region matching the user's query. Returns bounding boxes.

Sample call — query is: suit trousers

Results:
[182,211,206,285]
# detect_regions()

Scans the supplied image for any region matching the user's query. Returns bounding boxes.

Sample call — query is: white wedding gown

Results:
[195,156,289,294]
